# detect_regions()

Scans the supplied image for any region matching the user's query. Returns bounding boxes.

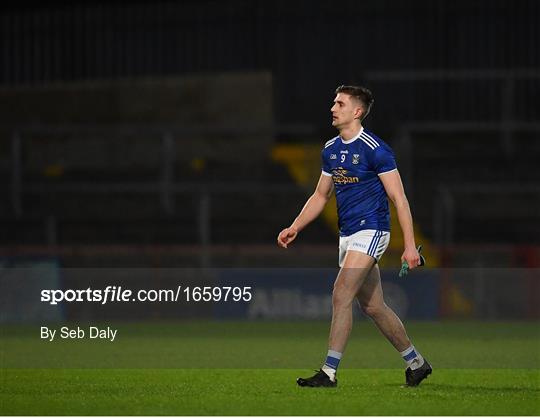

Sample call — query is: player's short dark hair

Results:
[335,85,374,121]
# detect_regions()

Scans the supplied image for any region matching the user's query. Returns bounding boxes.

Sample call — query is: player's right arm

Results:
[277,173,334,248]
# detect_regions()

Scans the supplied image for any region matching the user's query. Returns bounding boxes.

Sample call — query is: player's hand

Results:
[401,246,421,271]
[277,227,298,248]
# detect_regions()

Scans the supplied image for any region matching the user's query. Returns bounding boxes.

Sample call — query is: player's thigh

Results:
[356,263,385,309]
[333,250,376,299]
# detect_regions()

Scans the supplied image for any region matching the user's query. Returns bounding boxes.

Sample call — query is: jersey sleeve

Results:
[321,149,332,176]
[372,146,397,175]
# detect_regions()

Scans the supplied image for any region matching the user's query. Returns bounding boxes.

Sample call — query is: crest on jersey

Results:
[352,154,360,164]
[330,154,337,160]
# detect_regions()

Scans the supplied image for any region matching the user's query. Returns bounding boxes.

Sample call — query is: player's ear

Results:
[355,106,363,120]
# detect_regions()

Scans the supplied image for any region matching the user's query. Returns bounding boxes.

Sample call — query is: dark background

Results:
[0,0,539,271]
[2,1,539,131]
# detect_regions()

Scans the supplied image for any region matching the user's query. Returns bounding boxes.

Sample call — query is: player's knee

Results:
[361,303,385,319]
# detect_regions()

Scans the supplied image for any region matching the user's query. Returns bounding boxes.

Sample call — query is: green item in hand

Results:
[398,244,426,278]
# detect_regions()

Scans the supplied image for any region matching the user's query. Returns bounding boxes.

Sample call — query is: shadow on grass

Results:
[389,383,540,394]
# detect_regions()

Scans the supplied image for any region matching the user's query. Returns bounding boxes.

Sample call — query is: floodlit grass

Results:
[1,321,539,415]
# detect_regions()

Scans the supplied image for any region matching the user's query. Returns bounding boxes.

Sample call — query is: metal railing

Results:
[389,122,540,247]
[364,69,540,127]
[434,184,540,246]
[8,123,316,219]
[393,121,540,199]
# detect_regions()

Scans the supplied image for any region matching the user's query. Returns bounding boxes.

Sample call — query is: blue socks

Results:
[400,345,425,370]
[320,345,424,380]
[321,350,342,381]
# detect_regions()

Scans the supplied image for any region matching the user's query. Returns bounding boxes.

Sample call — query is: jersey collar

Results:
[340,126,364,144]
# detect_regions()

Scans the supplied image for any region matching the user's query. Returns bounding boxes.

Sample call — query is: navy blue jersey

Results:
[321,127,397,237]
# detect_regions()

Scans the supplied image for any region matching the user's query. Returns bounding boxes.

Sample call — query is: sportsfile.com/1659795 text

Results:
[40,286,253,305]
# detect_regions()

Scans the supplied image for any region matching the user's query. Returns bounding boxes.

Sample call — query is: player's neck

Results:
[339,124,363,141]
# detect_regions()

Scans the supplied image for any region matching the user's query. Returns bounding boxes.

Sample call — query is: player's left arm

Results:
[379,170,421,269]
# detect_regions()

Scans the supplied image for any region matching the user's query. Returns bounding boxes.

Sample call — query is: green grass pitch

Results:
[1,321,539,415]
